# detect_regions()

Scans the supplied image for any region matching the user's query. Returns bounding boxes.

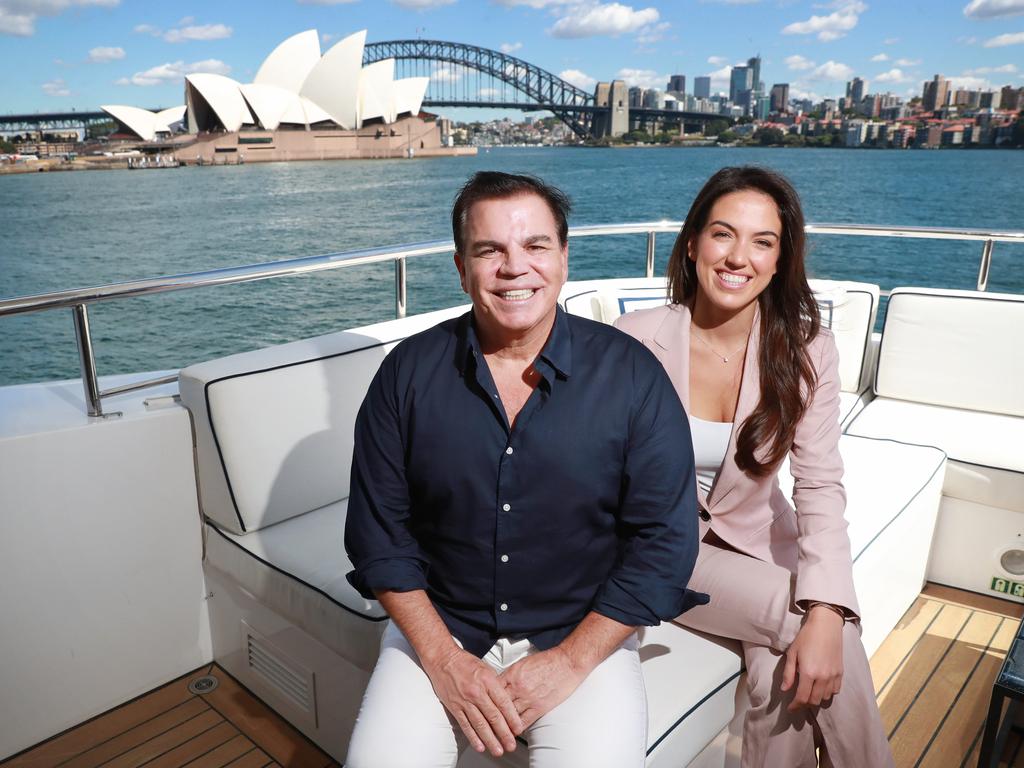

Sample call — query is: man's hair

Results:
[451,171,572,253]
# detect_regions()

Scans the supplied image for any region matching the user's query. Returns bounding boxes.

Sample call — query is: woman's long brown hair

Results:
[667,166,821,477]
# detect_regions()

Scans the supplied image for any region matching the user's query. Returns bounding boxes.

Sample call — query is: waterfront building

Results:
[628,86,645,108]
[770,84,790,114]
[694,76,711,99]
[844,120,867,147]
[755,95,771,121]
[643,88,665,109]
[1000,85,1023,111]
[667,75,686,96]
[747,56,762,96]
[923,75,951,113]
[980,90,1001,109]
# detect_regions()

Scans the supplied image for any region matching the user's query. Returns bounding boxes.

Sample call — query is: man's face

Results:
[455,193,568,347]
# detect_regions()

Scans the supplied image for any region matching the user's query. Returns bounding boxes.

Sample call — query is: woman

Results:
[615,166,893,768]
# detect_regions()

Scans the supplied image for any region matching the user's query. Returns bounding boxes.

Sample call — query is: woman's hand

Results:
[780,604,844,711]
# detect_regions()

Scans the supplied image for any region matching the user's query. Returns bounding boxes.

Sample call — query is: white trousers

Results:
[346,621,647,768]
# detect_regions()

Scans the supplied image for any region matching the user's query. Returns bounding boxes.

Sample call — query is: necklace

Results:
[691,328,747,363]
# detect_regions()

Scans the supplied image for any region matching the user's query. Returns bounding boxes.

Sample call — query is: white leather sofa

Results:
[178,280,945,767]
[846,288,1024,601]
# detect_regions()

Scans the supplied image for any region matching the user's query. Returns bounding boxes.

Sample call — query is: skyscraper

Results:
[694,76,711,99]
[729,66,751,103]
[667,75,686,95]
[923,75,950,112]
[850,77,866,105]
[770,83,790,113]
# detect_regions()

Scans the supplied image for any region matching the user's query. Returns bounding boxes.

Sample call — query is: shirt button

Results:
[502,503,511,512]
[505,446,514,455]
[501,554,509,563]
[699,509,711,521]
[500,603,509,612]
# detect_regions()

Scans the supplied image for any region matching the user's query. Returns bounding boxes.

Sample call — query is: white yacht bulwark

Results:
[0,223,1022,767]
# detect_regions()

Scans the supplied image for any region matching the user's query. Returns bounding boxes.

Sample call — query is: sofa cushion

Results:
[204,499,387,671]
[179,306,467,534]
[847,397,1024,513]
[875,288,1024,416]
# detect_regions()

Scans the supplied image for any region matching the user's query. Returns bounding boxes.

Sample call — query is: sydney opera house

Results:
[100,30,467,163]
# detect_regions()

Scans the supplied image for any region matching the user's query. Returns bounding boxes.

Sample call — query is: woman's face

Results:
[690,189,782,317]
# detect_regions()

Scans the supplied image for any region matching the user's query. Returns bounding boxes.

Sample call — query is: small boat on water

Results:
[0,221,1022,767]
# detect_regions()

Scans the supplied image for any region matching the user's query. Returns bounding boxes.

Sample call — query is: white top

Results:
[690,415,733,498]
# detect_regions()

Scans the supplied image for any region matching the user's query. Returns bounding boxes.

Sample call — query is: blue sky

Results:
[2,0,1023,118]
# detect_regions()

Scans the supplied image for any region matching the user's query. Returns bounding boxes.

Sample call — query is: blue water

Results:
[1,147,1022,386]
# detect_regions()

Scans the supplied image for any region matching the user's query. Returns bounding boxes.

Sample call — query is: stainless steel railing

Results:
[1,222,1021,417]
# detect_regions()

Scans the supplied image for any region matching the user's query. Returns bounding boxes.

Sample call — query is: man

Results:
[345,171,705,768]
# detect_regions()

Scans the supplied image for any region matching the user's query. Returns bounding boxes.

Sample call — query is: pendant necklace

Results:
[691,329,747,363]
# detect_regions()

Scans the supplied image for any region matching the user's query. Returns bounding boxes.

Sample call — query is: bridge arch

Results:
[363,40,595,138]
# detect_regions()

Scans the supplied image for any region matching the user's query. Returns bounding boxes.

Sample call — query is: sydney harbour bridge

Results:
[1,40,727,140]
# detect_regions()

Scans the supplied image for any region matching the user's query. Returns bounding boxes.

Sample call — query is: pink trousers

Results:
[678,540,895,768]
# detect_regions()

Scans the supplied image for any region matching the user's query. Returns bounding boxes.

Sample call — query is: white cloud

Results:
[42,77,70,96]
[870,52,888,61]
[785,54,816,71]
[133,23,158,35]
[950,74,994,90]
[492,0,578,7]
[559,68,596,89]
[789,83,821,101]
[782,0,867,41]
[479,87,501,97]
[706,64,733,90]
[164,23,232,42]
[876,67,911,83]
[430,65,462,83]
[88,45,124,62]
[894,57,920,66]
[984,31,1024,46]
[500,41,523,53]
[810,60,854,80]
[550,2,659,38]
[615,67,669,89]
[884,36,899,44]
[964,0,1024,18]
[390,0,455,7]
[297,0,358,4]
[964,63,1018,74]
[635,19,669,44]
[116,58,231,86]
[0,0,118,36]
[707,55,728,66]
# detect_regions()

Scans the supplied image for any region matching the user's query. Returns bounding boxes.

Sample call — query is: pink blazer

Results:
[614,302,859,617]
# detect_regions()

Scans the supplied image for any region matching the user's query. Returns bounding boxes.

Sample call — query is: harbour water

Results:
[1,146,1022,387]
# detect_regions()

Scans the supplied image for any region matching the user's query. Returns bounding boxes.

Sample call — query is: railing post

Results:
[72,303,103,417]
[395,256,407,319]
[977,239,994,292]
[645,231,656,278]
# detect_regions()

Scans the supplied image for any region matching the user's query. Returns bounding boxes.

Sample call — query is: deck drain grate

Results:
[187,675,219,695]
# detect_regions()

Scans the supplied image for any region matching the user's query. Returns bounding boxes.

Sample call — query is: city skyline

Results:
[1,0,1023,120]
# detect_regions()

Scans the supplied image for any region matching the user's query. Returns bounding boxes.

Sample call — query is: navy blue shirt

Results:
[345,307,707,657]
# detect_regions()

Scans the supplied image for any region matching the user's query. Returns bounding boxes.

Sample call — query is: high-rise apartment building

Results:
[923,75,950,112]
[1000,85,1022,111]
[628,86,645,108]
[694,76,711,99]
[770,83,790,113]
[729,66,751,103]
[667,75,686,95]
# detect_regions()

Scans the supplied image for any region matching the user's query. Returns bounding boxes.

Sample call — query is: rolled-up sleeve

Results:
[591,353,709,626]
[345,355,429,600]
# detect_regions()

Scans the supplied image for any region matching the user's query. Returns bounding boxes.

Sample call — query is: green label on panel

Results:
[991,577,1024,596]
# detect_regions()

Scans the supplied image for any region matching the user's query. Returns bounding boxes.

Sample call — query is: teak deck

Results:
[2,582,1022,768]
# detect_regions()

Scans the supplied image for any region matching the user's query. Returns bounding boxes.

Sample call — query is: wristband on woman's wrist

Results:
[806,601,846,622]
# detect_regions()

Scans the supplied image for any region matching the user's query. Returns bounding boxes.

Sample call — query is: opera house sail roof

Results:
[102,29,430,139]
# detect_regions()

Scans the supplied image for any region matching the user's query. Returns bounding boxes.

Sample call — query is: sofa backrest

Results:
[875,288,1024,417]
[563,278,878,395]
[179,306,467,535]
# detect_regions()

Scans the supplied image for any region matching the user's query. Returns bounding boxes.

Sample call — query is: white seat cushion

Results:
[848,397,1024,513]
[204,499,387,671]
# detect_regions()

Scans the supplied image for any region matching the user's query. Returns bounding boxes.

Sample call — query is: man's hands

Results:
[421,645,523,757]
[780,604,845,711]
[501,646,587,729]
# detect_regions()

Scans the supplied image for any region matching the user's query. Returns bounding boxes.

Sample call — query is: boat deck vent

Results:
[242,621,317,725]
